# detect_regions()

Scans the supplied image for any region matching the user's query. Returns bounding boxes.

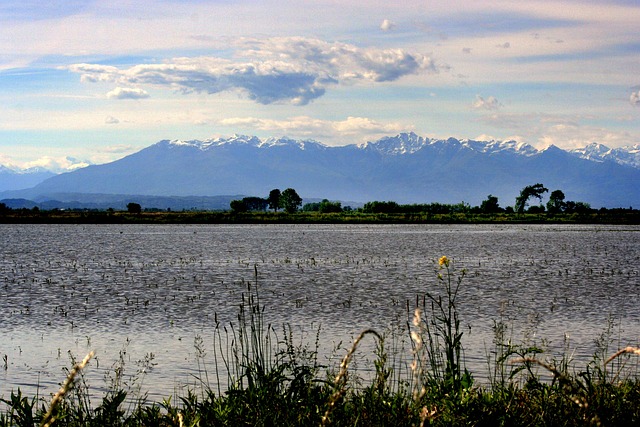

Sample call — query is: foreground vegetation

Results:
[2,261,639,426]
[1,208,639,224]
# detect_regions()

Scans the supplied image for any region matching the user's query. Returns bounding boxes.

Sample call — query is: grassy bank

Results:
[1,209,639,224]
[2,262,639,426]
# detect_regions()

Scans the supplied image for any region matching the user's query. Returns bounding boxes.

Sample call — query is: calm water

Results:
[1,223,639,400]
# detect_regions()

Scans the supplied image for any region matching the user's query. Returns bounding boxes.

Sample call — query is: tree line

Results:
[229,188,303,214]
[227,183,596,216]
[0,182,617,218]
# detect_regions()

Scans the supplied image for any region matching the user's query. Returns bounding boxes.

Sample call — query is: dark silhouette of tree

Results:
[547,190,566,213]
[127,202,142,214]
[362,201,399,213]
[515,183,548,214]
[280,188,303,213]
[268,189,281,212]
[229,199,247,212]
[303,199,342,213]
[527,205,546,213]
[565,200,592,214]
[242,197,269,211]
[480,194,501,213]
[319,199,342,213]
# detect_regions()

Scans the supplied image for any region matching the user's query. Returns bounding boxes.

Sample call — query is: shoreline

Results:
[1,210,639,225]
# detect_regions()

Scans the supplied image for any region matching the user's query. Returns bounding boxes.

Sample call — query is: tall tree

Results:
[280,188,303,213]
[546,190,566,213]
[268,189,281,212]
[127,202,142,214]
[229,199,247,212]
[480,194,501,213]
[515,183,548,214]
[242,196,269,211]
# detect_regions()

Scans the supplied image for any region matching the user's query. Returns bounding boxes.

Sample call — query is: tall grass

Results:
[2,260,640,426]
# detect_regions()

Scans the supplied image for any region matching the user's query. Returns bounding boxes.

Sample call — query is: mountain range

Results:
[1,133,639,209]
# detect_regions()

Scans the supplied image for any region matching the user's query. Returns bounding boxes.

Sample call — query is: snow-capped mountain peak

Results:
[460,139,539,156]
[167,135,327,151]
[359,132,427,154]
[260,136,326,150]
[569,142,640,168]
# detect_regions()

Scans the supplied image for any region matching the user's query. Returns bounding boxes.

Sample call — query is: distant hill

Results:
[0,193,242,211]
[2,133,639,209]
[0,166,56,192]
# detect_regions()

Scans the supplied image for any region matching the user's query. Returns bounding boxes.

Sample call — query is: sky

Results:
[0,0,639,171]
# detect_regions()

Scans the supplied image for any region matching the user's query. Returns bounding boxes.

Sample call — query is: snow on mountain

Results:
[569,143,640,168]
[357,133,541,158]
[461,139,539,156]
[261,136,326,150]
[162,133,639,169]
[359,132,427,154]
[0,166,56,192]
[3,133,639,208]
[167,134,326,151]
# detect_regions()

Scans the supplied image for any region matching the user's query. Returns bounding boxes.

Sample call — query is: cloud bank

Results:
[631,89,640,106]
[380,19,396,31]
[68,37,439,106]
[106,87,150,100]
[473,95,501,110]
[217,115,409,141]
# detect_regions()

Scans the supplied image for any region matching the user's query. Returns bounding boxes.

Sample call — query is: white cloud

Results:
[474,133,497,142]
[630,89,640,106]
[68,37,439,106]
[100,144,136,154]
[333,116,410,134]
[472,95,500,110]
[105,115,120,124]
[218,115,409,143]
[538,123,639,150]
[106,87,150,100]
[22,156,90,173]
[380,19,396,31]
[68,64,121,82]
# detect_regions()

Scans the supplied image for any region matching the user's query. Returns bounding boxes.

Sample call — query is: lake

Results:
[1,223,639,401]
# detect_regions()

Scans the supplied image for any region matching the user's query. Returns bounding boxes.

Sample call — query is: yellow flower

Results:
[438,256,450,267]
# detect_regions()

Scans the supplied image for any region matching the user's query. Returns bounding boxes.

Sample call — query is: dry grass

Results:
[605,346,640,365]
[40,351,94,427]
[321,328,381,426]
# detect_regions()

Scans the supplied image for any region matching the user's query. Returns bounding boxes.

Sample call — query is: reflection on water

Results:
[1,224,639,400]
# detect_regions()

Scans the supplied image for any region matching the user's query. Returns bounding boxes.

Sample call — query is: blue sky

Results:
[0,0,639,171]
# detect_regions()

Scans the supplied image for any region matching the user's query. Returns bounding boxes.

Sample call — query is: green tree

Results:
[268,189,281,212]
[302,201,321,212]
[126,202,142,214]
[362,201,399,213]
[565,200,592,214]
[229,199,247,212]
[480,194,501,213]
[546,189,566,213]
[280,188,303,213]
[319,199,342,213]
[242,197,268,211]
[514,183,548,214]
